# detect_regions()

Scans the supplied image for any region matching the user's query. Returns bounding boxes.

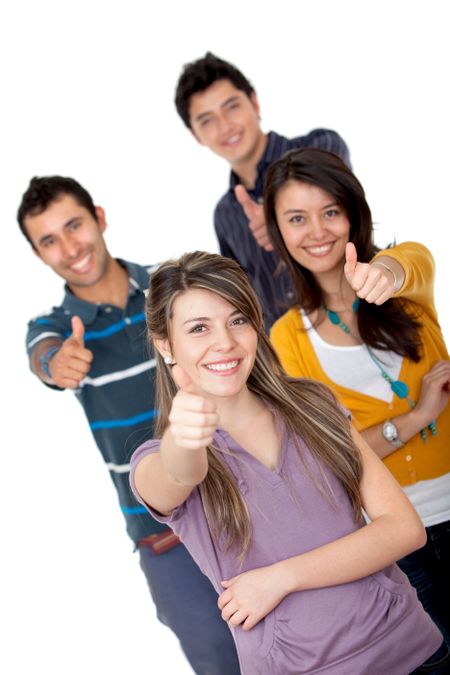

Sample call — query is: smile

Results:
[204,359,240,372]
[223,133,241,147]
[304,243,335,256]
[69,253,92,272]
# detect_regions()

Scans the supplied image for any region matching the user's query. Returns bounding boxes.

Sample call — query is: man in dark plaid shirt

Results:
[175,53,351,330]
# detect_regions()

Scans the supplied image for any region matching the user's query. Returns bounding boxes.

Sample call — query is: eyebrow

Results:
[282,202,338,216]
[182,309,241,325]
[194,96,241,123]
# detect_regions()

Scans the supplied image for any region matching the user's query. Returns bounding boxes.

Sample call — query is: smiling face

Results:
[189,79,266,171]
[24,193,111,291]
[163,287,258,401]
[274,181,351,281]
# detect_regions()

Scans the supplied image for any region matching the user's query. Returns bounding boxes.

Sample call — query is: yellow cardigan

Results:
[270,242,450,486]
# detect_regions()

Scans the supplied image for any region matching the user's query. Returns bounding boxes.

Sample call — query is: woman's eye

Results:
[231,316,248,326]
[189,323,207,334]
[289,215,305,225]
[325,209,339,217]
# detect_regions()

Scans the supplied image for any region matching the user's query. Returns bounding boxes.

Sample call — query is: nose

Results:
[308,216,327,240]
[217,112,233,136]
[212,326,235,352]
[60,235,81,259]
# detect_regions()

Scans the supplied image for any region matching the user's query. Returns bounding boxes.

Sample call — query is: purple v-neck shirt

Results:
[130,421,441,674]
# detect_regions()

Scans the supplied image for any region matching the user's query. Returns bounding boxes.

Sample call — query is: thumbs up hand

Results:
[169,364,219,450]
[344,243,398,305]
[47,315,94,388]
[234,185,273,251]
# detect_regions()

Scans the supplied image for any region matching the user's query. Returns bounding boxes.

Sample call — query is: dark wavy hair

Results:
[18,175,97,247]
[175,52,255,129]
[264,148,422,360]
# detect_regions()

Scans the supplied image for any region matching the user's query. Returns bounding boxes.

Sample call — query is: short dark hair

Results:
[175,52,255,129]
[18,175,97,246]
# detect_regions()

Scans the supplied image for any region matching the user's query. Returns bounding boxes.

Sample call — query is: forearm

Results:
[361,408,429,458]
[370,254,405,293]
[275,513,425,596]
[160,426,209,487]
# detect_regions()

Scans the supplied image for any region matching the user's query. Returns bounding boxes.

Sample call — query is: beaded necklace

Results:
[324,298,437,442]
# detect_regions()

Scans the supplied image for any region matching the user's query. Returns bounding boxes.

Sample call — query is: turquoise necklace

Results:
[325,298,437,442]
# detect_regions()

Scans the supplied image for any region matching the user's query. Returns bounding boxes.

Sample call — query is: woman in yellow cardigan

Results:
[265,148,450,648]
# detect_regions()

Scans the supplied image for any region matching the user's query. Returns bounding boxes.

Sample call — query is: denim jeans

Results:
[138,541,240,674]
[397,519,450,647]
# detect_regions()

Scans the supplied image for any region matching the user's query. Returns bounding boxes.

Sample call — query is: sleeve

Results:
[372,242,437,320]
[26,314,67,390]
[26,314,65,357]
[129,439,187,525]
[270,312,307,378]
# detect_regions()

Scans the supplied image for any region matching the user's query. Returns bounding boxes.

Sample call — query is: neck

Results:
[215,386,265,434]
[315,268,356,311]
[231,132,268,189]
[69,257,130,308]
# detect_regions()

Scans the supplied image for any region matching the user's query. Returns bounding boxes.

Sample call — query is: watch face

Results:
[383,421,397,441]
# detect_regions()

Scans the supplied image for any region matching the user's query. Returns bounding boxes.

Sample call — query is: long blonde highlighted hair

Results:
[147,251,363,557]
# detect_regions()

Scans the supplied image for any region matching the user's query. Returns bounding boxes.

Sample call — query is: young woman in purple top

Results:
[130,251,447,674]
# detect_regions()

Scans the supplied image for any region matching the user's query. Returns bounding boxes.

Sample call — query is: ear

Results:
[95,206,107,233]
[250,92,261,117]
[153,337,171,360]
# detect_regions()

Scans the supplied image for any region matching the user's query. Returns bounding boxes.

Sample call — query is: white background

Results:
[2,1,449,673]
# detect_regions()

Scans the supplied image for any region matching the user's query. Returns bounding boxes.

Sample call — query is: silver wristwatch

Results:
[382,419,405,448]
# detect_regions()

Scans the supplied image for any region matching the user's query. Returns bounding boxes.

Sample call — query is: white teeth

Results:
[307,244,333,254]
[225,134,240,145]
[70,254,91,270]
[205,360,239,372]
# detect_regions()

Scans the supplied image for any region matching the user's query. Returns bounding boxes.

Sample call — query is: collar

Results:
[60,259,153,326]
[228,131,291,193]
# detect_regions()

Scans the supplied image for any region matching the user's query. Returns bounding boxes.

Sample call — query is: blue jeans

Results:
[138,541,240,674]
[397,519,450,647]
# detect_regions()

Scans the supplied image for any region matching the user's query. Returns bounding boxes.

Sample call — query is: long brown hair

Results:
[147,251,363,557]
[264,148,422,360]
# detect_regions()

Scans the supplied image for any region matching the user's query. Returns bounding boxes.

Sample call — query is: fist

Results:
[344,243,397,305]
[169,365,219,450]
[49,316,93,389]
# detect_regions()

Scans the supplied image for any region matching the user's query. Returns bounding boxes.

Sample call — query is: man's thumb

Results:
[234,184,255,217]
[70,315,85,345]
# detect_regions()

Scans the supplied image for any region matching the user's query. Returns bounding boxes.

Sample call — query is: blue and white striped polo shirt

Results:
[26,260,164,543]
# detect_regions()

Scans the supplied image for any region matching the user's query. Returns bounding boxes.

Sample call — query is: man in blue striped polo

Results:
[175,53,351,330]
[18,176,240,675]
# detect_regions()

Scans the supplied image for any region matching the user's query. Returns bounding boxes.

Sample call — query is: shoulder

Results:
[123,260,159,289]
[288,129,350,164]
[130,438,161,472]
[271,307,303,338]
[26,305,70,352]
